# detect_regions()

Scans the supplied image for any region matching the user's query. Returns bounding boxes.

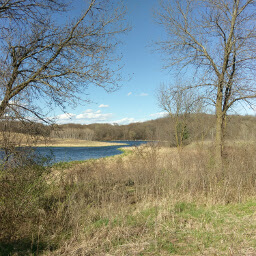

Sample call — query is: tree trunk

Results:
[175,119,179,148]
[215,89,223,170]
[215,113,223,167]
[0,98,9,118]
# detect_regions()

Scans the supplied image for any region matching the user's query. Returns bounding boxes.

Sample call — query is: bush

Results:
[0,149,54,254]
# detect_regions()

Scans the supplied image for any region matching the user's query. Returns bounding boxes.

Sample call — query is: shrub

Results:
[0,149,53,254]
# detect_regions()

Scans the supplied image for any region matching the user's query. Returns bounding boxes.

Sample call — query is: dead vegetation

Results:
[1,142,256,255]
[0,132,126,147]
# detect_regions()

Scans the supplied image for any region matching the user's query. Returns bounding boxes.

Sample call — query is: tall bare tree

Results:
[156,0,256,166]
[0,0,127,121]
[157,82,201,147]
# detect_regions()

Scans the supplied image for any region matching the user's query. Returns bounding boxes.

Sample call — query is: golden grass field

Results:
[1,141,256,255]
[44,143,256,256]
[0,132,126,147]
[35,138,126,147]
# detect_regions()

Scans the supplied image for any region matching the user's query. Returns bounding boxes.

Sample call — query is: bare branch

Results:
[156,0,256,161]
[0,0,128,120]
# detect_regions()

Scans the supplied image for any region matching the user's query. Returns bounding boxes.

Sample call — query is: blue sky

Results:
[51,0,172,125]
[51,0,256,125]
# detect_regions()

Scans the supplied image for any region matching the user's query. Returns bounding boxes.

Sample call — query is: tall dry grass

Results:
[61,143,256,208]
[1,142,256,255]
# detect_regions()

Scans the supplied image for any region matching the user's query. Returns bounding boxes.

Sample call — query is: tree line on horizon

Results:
[1,113,255,146]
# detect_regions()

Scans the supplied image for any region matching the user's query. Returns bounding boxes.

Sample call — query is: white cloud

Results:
[84,109,93,113]
[112,117,135,125]
[127,92,132,96]
[99,104,109,108]
[138,93,148,97]
[54,109,113,124]
[76,109,112,121]
[55,110,167,125]
[150,112,168,119]
[56,113,76,120]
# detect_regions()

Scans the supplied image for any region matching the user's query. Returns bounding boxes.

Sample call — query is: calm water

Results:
[35,141,148,164]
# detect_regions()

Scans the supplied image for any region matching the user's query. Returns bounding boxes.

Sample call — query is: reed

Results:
[1,142,256,255]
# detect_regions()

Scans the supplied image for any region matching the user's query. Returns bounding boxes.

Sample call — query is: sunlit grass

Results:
[45,199,256,255]
[2,142,256,255]
[35,138,127,147]
[0,132,127,147]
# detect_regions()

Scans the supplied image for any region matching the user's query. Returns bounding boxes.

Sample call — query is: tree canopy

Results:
[0,0,128,121]
[156,0,256,163]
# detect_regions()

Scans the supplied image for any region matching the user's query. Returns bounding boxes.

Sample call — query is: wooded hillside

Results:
[1,114,255,145]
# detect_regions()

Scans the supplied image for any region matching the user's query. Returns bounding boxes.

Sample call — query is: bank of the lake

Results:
[35,139,128,147]
[0,132,129,147]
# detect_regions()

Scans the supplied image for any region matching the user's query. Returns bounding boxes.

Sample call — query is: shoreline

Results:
[34,140,127,147]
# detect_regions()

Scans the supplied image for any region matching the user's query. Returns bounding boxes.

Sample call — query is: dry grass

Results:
[0,132,46,146]
[45,198,256,256]
[0,132,127,147]
[46,143,256,255]
[1,142,256,255]
[35,138,127,147]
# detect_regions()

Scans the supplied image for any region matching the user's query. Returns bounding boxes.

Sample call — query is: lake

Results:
[35,141,148,164]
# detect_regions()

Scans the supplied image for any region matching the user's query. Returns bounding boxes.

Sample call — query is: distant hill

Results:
[1,114,255,145]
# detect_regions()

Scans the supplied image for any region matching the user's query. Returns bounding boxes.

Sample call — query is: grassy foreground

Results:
[47,199,256,255]
[1,143,256,255]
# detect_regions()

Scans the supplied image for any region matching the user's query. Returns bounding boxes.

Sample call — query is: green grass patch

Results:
[100,200,256,255]
[51,158,98,169]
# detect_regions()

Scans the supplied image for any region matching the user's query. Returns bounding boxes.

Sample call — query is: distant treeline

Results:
[1,114,256,145]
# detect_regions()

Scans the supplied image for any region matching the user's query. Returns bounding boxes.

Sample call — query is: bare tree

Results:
[157,81,201,147]
[0,0,128,121]
[50,126,95,140]
[156,0,256,166]
[0,1,66,18]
